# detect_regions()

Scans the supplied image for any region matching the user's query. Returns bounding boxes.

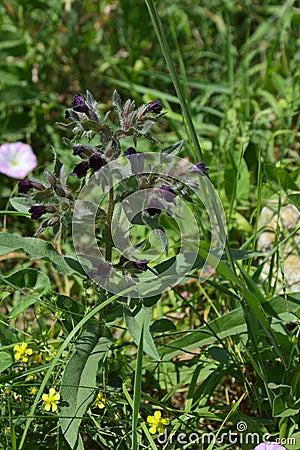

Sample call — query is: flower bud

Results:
[146,100,162,114]
[89,153,104,171]
[72,145,94,158]
[73,161,89,178]
[18,180,33,194]
[72,93,89,115]
[28,205,55,220]
[124,147,136,156]
[193,161,209,176]
[54,185,66,197]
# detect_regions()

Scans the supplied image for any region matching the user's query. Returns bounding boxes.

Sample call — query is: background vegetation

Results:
[0,0,300,449]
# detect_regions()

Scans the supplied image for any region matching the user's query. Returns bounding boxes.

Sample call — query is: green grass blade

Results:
[145,0,203,162]
[132,325,144,450]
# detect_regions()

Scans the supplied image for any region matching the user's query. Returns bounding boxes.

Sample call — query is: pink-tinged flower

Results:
[252,443,287,450]
[0,142,37,179]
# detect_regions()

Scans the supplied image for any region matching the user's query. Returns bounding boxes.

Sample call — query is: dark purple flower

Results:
[133,260,149,271]
[72,93,89,115]
[29,205,47,220]
[146,100,162,114]
[73,161,89,178]
[89,153,104,171]
[124,147,137,156]
[18,179,33,194]
[147,198,161,216]
[194,161,209,176]
[160,186,176,202]
[65,110,71,120]
[29,205,56,220]
[73,145,87,157]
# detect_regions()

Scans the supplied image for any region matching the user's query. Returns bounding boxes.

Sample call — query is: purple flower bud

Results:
[29,205,48,220]
[72,93,89,115]
[73,161,89,178]
[133,260,149,271]
[194,161,209,176]
[72,144,94,158]
[124,147,137,156]
[19,179,46,193]
[73,145,86,157]
[18,179,33,194]
[147,198,161,216]
[89,153,104,171]
[146,100,162,114]
[160,186,176,202]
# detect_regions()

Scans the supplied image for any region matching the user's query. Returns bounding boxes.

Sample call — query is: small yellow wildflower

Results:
[44,350,57,361]
[147,411,170,434]
[30,387,38,395]
[94,392,106,409]
[26,374,35,381]
[13,343,33,363]
[42,388,60,412]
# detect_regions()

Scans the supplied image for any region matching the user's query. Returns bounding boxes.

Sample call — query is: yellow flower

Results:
[26,374,35,381]
[30,387,38,395]
[44,350,57,361]
[94,392,106,409]
[42,388,60,412]
[147,411,170,434]
[13,343,33,362]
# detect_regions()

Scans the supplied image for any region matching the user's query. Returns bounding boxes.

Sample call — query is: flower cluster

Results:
[14,90,209,283]
[14,342,33,363]
[94,392,106,409]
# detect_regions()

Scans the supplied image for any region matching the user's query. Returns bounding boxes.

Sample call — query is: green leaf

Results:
[0,313,18,346]
[60,323,111,450]
[208,346,230,364]
[124,306,159,360]
[287,193,300,212]
[132,325,144,450]
[1,269,51,319]
[150,318,176,332]
[0,352,13,373]
[286,432,300,449]
[5,268,51,296]
[0,233,74,275]
[158,293,300,360]
[10,197,31,214]
[265,164,298,191]
[221,249,263,260]
[161,140,184,157]
[273,396,299,417]
[8,298,38,320]
[55,294,85,333]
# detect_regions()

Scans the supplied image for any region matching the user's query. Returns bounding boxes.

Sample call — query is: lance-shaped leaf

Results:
[60,323,111,450]
[124,305,159,360]
[0,233,75,275]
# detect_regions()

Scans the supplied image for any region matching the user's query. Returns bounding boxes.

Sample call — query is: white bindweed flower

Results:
[0,141,37,179]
